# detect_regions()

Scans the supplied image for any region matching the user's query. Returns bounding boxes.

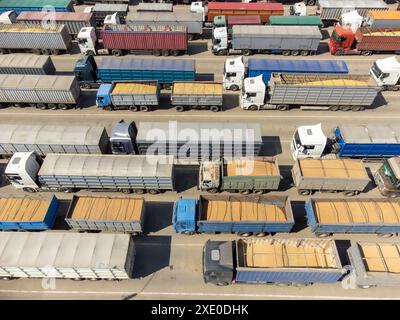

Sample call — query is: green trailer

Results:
[269,16,323,28]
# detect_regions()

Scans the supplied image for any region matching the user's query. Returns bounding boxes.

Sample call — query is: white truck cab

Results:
[0,10,17,24]
[190,1,205,22]
[291,124,328,160]
[340,10,363,33]
[290,3,307,16]
[104,12,120,27]
[212,27,228,54]
[370,56,400,90]
[223,56,245,91]
[240,75,266,110]
[4,152,41,191]
[77,27,98,55]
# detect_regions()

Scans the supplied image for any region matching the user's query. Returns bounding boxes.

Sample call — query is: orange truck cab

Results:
[328,25,356,55]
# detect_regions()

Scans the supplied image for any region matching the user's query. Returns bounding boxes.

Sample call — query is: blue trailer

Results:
[248,58,349,83]
[305,198,400,237]
[0,195,59,231]
[173,195,294,236]
[74,55,196,89]
[0,0,74,13]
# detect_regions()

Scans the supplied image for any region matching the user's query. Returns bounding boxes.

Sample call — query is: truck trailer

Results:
[292,158,370,196]
[74,55,196,89]
[84,3,128,26]
[269,16,323,27]
[305,198,400,237]
[199,157,281,194]
[173,195,294,236]
[0,232,135,280]
[16,12,95,38]
[0,0,74,14]
[203,238,346,286]
[65,195,146,234]
[0,54,56,75]
[0,74,80,110]
[365,10,400,28]
[5,152,175,194]
[240,73,381,111]
[136,3,173,12]
[0,24,72,55]
[222,56,349,90]
[212,25,322,56]
[291,124,400,160]
[212,15,261,29]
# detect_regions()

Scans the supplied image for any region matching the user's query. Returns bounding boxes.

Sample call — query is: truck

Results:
[0,10,16,24]
[74,55,196,89]
[212,25,322,56]
[370,56,400,91]
[0,196,59,231]
[136,3,173,12]
[364,10,400,28]
[269,16,323,27]
[172,195,294,236]
[16,12,95,38]
[329,26,400,56]
[0,0,74,14]
[305,198,400,237]
[212,15,261,29]
[126,12,203,40]
[84,3,128,26]
[0,232,135,280]
[291,158,370,196]
[373,157,400,198]
[240,73,381,111]
[77,24,188,56]
[0,24,72,55]
[5,152,175,194]
[199,157,281,194]
[0,54,56,75]
[65,195,146,235]
[0,74,80,110]
[222,56,349,91]
[202,238,347,286]
[316,0,388,27]
[292,124,400,160]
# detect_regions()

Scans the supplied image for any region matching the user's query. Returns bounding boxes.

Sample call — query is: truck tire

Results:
[162,50,170,56]
[351,106,362,111]
[188,34,194,41]
[328,105,340,111]
[248,105,258,111]
[121,189,132,194]
[140,105,150,112]
[238,232,252,237]
[0,49,8,54]
[277,105,290,111]
[171,50,180,57]
[255,232,267,237]
[339,105,351,111]
[86,50,95,56]
[33,49,41,55]
[216,281,229,286]
[207,188,218,194]
[134,189,145,195]
[129,105,138,112]
[148,189,160,195]
[42,49,51,55]
[282,50,291,56]
[59,104,69,110]
[390,86,400,91]
[298,189,310,196]
[22,187,36,193]
[242,49,252,56]
[316,232,330,238]
[51,49,60,56]
[153,50,161,56]
[334,50,344,56]
[253,189,264,195]
[175,106,185,112]
[216,49,228,56]
[163,83,172,90]
[183,231,195,235]
[300,50,309,56]
[358,285,371,289]
[210,106,220,112]
[388,192,399,198]
[361,50,372,56]
[37,103,48,110]
[291,50,299,56]
[112,49,123,56]
[49,104,58,110]
[82,83,92,89]
[239,189,251,195]
[343,190,355,197]
[229,85,239,91]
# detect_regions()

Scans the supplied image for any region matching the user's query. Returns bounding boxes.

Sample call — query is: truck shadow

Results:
[259,136,282,156]
[77,91,98,109]
[173,165,199,193]
[222,94,239,111]
[364,167,377,193]
[317,42,330,55]
[143,201,174,233]
[278,165,293,192]
[52,199,72,230]
[289,200,308,233]
[334,239,352,268]
[320,29,331,41]
[0,163,7,188]
[200,28,212,41]
[371,93,388,110]
[188,42,209,55]
[131,235,172,278]
[196,73,215,81]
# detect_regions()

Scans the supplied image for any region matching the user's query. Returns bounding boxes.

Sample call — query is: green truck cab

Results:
[374,157,400,198]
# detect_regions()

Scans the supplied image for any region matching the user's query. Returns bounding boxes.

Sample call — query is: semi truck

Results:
[269,16,323,27]
[329,26,400,56]
[212,25,322,56]
[305,198,400,237]
[240,73,381,111]
[126,12,203,40]
[0,24,72,55]
[203,238,347,286]
[77,24,188,56]
[0,74,80,110]
[0,196,59,231]
[370,56,400,91]
[222,56,349,91]
[173,195,294,236]
[364,10,400,28]
[374,157,400,198]
[0,232,135,280]
[16,12,95,38]
[212,15,261,29]
[292,124,400,160]
[0,54,56,75]
[316,0,388,27]
[292,158,370,196]
[0,10,16,24]
[5,152,175,194]
[84,3,128,26]
[198,157,281,194]
[74,55,196,89]
[0,0,74,14]
[65,195,146,235]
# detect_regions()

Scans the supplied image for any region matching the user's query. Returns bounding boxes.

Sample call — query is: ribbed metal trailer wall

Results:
[0,54,55,75]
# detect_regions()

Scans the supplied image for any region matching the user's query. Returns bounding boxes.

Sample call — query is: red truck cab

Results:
[328,25,355,56]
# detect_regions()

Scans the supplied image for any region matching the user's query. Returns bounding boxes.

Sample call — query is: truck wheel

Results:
[229,85,239,91]
[239,189,251,195]
[188,34,194,41]
[306,0,316,5]
[153,50,161,56]
[243,49,252,56]
[22,187,36,193]
[298,189,310,196]
[148,189,160,195]
[59,104,69,110]
[343,190,355,197]
[207,188,218,194]
[361,50,372,56]
[328,105,340,111]
[82,83,91,89]
[300,50,309,56]
[334,50,344,56]
[210,106,220,112]
[216,281,229,286]
[388,193,399,198]
[351,106,362,111]
[129,105,138,112]
[358,285,371,289]
[49,104,58,110]
[33,49,41,55]
[121,189,132,194]
[0,49,8,54]
[391,86,400,91]
[291,50,300,56]
[316,233,330,238]
[163,83,172,90]
[140,105,150,112]
[60,187,73,193]
[248,105,258,111]
[378,233,393,238]
[171,50,180,57]
[86,50,95,56]
[238,232,252,237]
[134,189,145,195]
[217,50,228,56]
[339,105,351,111]
[253,189,264,195]
[183,231,195,235]
[282,50,291,56]
[112,49,123,57]
[162,50,170,57]
[51,49,60,56]
[255,232,266,237]
[175,106,185,112]
[37,103,48,110]
[42,49,51,55]
[277,105,289,111]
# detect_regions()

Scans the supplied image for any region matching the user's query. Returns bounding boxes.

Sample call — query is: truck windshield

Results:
[111,142,126,154]
[331,30,344,43]
[371,62,389,79]
[381,161,399,186]
[294,131,302,149]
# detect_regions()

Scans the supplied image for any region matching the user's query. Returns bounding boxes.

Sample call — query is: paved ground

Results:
[0,3,400,300]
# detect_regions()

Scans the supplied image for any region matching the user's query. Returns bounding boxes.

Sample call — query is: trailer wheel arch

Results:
[239,189,251,195]
[339,105,351,111]
[121,188,132,194]
[237,232,252,237]
[134,189,145,195]
[253,189,264,195]
[351,106,363,111]
[378,233,394,238]
[51,49,60,56]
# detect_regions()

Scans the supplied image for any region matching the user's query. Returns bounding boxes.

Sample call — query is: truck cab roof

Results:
[4,151,34,175]
[225,56,244,73]
[203,240,234,273]
[175,198,197,221]
[388,157,400,179]
[296,124,327,146]
[376,56,400,73]
[243,75,265,92]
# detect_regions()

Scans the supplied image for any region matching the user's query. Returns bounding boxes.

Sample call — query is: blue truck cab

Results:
[172,198,198,234]
[96,83,113,109]
[74,55,99,89]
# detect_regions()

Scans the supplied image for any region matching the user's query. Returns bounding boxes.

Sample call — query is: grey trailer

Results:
[171,82,223,112]
[347,241,400,288]
[16,12,95,37]
[38,154,175,193]
[0,124,109,157]
[291,158,370,196]
[65,195,145,234]
[0,54,56,75]
[0,232,135,280]
[0,74,80,109]
[317,0,388,25]
[267,73,381,111]
[92,3,129,25]
[230,25,322,56]
[0,24,72,55]
[127,12,202,40]
[136,3,173,12]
